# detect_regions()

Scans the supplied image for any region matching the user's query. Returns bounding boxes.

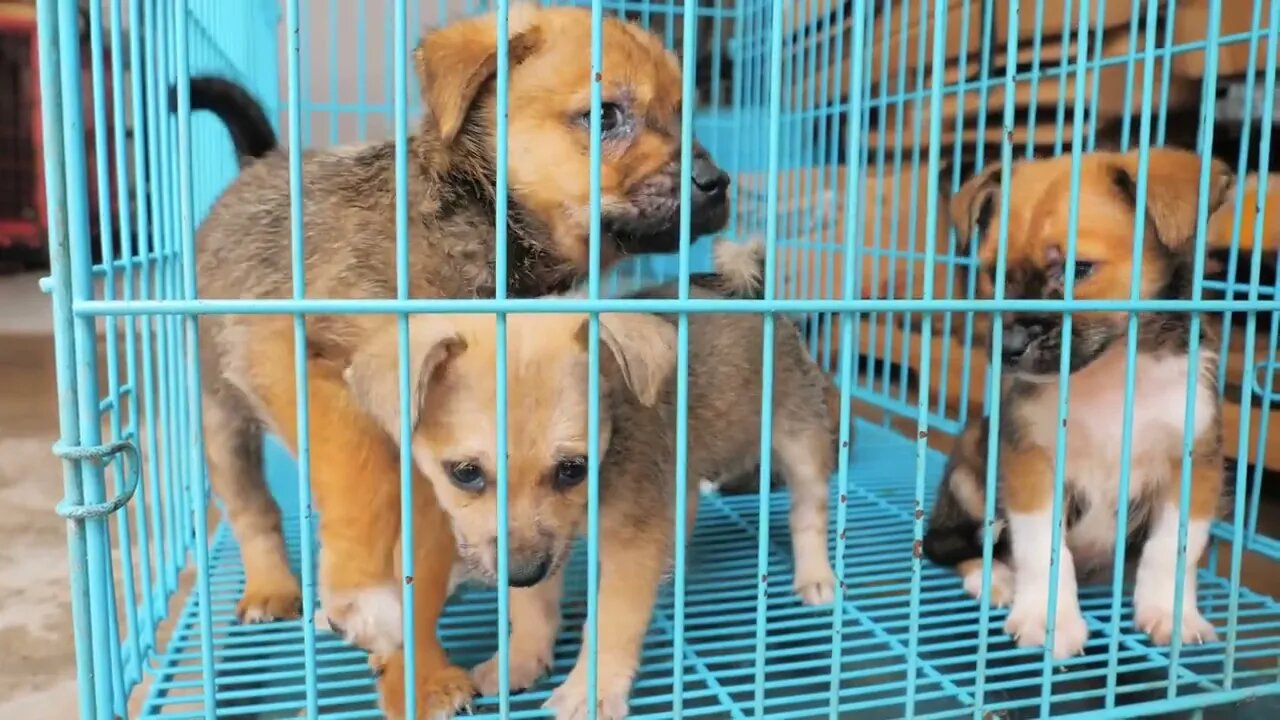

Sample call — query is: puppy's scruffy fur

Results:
[191,6,729,716]
[922,147,1232,659]
[344,239,837,719]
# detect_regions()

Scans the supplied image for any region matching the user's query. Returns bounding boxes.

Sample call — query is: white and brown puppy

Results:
[344,245,838,718]
[922,148,1233,659]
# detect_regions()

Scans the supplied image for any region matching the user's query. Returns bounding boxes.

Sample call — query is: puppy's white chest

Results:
[1016,348,1215,569]
[1023,348,1214,480]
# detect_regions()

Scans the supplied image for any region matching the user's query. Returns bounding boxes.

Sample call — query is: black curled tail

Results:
[170,76,277,165]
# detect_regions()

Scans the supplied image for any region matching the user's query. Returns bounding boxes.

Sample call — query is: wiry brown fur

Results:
[342,241,838,719]
[194,6,729,718]
[924,147,1231,659]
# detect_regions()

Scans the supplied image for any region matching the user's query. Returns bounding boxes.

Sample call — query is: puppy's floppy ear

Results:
[344,317,468,440]
[1110,147,1234,252]
[414,4,543,145]
[946,162,1006,251]
[577,313,677,407]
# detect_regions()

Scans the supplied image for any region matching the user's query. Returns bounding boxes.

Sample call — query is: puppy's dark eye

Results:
[1071,261,1097,282]
[578,103,626,135]
[553,456,588,490]
[445,462,486,492]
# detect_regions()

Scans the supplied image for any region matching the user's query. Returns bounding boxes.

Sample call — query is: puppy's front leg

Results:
[1133,451,1221,645]
[1001,446,1089,659]
[471,568,565,696]
[374,498,475,719]
[545,531,667,720]
[250,349,404,654]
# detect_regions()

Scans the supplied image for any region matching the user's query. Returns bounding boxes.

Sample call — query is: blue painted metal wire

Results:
[33,1,1280,718]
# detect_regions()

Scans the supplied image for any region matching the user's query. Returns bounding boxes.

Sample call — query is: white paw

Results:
[963,562,1015,608]
[1003,598,1089,660]
[471,644,553,696]
[320,584,403,655]
[793,564,838,606]
[544,667,632,720]
[1133,602,1218,646]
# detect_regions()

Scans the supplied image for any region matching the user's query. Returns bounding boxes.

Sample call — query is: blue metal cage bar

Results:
[34,0,1280,718]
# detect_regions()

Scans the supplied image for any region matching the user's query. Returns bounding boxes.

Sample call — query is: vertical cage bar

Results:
[974,0,1021,713]
[752,0,786,714]
[1105,0,1162,705]
[86,0,131,707]
[173,3,219,714]
[493,0,514,713]
[142,0,175,600]
[586,0,606,715]
[356,0,368,141]
[393,0,419,711]
[56,0,119,713]
[284,0,321,716]
[1167,0,1224,691]
[1223,0,1279,690]
[1040,0,1093,709]
[673,0,697,713]
[906,0,949,712]
[111,0,157,666]
[329,0,340,145]
[35,1,97,716]
[829,1,870,716]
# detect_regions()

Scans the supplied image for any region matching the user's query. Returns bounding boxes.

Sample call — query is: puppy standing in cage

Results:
[344,239,839,718]
[191,5,731,715]
[922,147,1232,659]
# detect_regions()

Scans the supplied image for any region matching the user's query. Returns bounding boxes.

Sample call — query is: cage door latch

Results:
[52,439,141,520]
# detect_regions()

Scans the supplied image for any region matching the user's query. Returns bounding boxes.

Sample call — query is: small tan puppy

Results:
[923,147,1233,659]
[190,5,728,714]
[344,245,838,719]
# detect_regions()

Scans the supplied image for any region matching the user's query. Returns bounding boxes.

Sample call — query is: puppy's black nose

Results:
[692,155,730,195]
[507,556,551,587]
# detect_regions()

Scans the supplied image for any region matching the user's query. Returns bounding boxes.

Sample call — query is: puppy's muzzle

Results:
[1000,317,1049,366]
[506,554,552,588]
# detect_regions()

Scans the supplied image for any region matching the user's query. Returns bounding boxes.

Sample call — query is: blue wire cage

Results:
[34,0,1280,718]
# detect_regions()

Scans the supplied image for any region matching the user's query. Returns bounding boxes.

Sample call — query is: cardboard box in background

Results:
[789,0,1135,107]
[1172,0,1280,78]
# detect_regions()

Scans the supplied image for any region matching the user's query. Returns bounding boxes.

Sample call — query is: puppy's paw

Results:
[471,644,553,696]
[1004,599,1089,660]
[1133,602,1218,646]
[962,561,1015,608]
[237,576,303,623]
[793,564,838,606]
[322,584,403,655]
[544,666,631,720]
[375,653,476,720]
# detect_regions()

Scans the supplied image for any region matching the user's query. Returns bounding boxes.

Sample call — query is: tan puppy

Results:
[343,245,839,719]
[191,5,729,716]
[922,148,1233,659]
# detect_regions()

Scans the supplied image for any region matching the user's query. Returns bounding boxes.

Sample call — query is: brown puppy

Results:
[346,311,678,720]
[343,243,839,719]
[193,5,729,716]
[922,148,1233,659]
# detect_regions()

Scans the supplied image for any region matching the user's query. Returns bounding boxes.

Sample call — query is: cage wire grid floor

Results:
[140,421,1280,719]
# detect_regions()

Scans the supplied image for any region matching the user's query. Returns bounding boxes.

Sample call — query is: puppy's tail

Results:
[170,76,277,166]
[704,237,768,299]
